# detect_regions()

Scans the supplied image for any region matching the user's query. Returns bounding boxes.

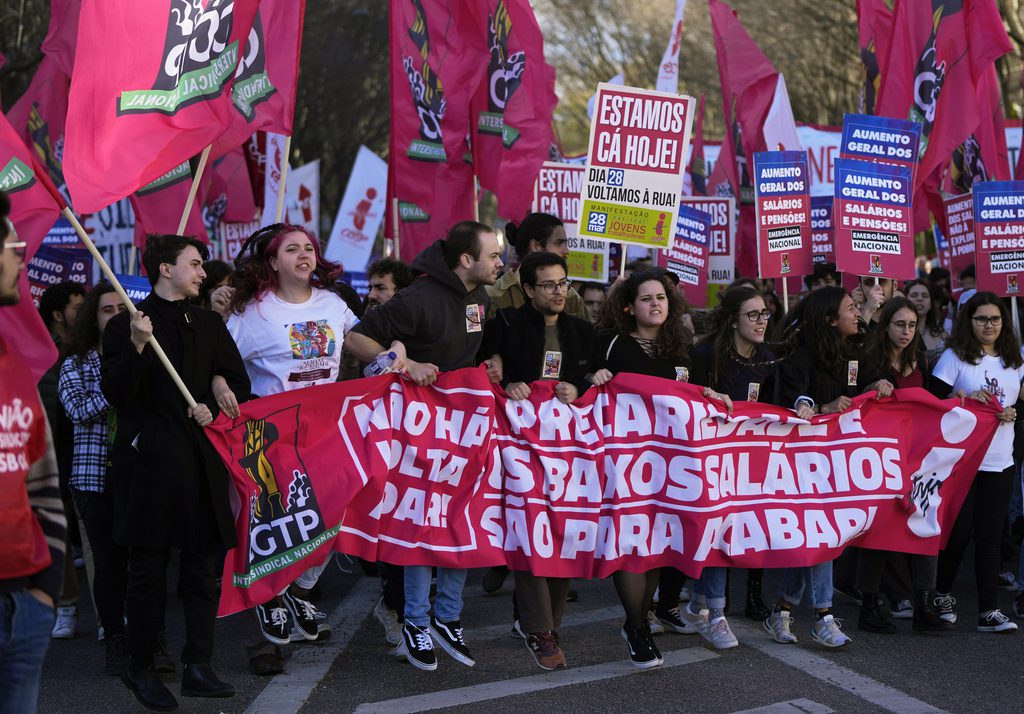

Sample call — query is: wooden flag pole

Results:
[1013,297,1021,342]
[391,197,400,260]
[62,208,198,409]
[274,136,293,224]
[177,145,212,235]
[128,245,138,275]
[782,278,789,314]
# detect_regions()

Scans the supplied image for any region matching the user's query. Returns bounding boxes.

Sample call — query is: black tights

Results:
[613,569,661,627]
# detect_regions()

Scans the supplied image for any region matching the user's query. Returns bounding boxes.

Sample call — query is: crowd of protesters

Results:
[5,193,1024,709]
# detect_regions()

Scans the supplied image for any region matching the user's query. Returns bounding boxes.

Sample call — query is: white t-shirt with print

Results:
[227,288,359,397]
[932,350,1024,471]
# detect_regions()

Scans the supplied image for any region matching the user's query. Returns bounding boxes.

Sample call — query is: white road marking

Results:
[244,578,379,714]
[353,647,719,714]
[732,621,949,714]
[728,699,834,714]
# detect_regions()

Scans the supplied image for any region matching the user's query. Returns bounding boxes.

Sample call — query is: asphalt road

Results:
[37,554,1024,713]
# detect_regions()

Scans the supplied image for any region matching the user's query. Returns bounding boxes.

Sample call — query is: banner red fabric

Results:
[876,0,1011,230]
[856,0,892,115]
[387,0,487,259]
[0,118,63,380]
[206,147,258,224]
[206,368,998,616]
[210,0,305,160]
[683,95,707,197]
[129,162,209,247]
[41,0,81,78]
[64,0,259,213]
[6,55,70,201]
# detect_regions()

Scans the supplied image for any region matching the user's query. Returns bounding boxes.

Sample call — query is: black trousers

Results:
[379,563,404,620]
[72,489,129,636]
[126,544,217,665]
[937,468,1014,614]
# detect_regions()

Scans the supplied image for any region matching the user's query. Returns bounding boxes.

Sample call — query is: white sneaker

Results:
[373,597,402,645]
[52,606,77,639]
[811,614,851,648]
[763,610,797,644]
[646,610,665,636]
[703,616,739,649]
[977,609,1018,633]
[679,605,709,635]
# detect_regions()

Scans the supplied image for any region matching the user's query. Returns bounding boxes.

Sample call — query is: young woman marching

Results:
[931,291,1023,633]
[657,285,777,650]
[904,279,948,367]
[767,286,860,648]
[589,270,733,668]
[853,297,951,634]
[211,224,360,665]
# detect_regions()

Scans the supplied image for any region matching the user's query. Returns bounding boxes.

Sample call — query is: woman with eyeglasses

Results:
[904,279,948,367]
[656,285,777,651]
[589,270,733,668]
[766,286,862,649]
[851,297,951,635]
[930,291,1023,633]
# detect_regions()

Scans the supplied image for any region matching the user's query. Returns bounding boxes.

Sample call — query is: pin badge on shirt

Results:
[847,360,859,386]
[747,382,760,401]
[675,366,689,382]
[465,304,483,333]
[542,351,562,379]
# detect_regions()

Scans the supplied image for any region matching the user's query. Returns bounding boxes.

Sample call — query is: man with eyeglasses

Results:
[477,250,596,671]
[0,191,69,712]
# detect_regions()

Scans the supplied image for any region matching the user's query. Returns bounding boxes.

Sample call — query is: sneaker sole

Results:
[284,603,320,642]
[976,625,1018,633]
[405,654,438,671]
[619,629,664,668]
[259,630,292,646]
[938,614,957,624]
[811,632,850,648]
[428,625,476,667]
[762,619,797,644]
[890,611,914,620]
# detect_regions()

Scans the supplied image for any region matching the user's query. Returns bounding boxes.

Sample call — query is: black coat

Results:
[479,303,597,393]
[101,293,250,550]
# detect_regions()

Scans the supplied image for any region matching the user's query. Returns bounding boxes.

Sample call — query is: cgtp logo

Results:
[402,0,447,159]
[160,0,234,88]
[485,0,524,114]
[909,4,950,150]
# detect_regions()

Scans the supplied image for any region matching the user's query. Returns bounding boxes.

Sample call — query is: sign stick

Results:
[128,244,138,276]
[619,243,627,279]
[274,135,292,224]
[176,145,211,235]
[1013,297,1021,341]
[782,279,789,314]
[62,208,198,409]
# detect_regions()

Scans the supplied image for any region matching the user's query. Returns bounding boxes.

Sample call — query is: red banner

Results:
[64,0,259,212]
[206,369,998,616]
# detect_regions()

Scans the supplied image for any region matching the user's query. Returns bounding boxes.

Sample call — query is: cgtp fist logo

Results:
[906,407,975,538]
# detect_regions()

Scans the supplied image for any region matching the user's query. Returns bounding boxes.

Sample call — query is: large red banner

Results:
[206,369,998,615]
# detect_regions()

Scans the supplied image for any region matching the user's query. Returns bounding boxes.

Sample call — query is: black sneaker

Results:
[977,609,1018,633]
[402,623,437,671]
[655,606,700,634]
[620,624,663,669]
[105,632,129,676]
[429,617,475,667]
[282,590,321,642]
[933,593,957,624]
[256,602,291,645]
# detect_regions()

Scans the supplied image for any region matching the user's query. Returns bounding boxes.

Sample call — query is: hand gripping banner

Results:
[206,369,998,615]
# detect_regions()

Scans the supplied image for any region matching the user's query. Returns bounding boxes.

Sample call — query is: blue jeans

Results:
[403,566,467,627]
[779,561,833,609]
[693,567,728,610]
[0,590,56,713]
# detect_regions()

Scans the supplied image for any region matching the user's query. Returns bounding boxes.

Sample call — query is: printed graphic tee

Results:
[227,288,359,397]
[932,350,1024,471]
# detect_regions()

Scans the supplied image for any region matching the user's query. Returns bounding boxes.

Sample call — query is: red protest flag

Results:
[856,0,892,115]
[129,162,209,249]
[64,0,259,213]
[210,0,305,160]
[387,0,488,259]
[684,95,707,197]
[206,146,257,224]
[948,66,1010,195]
[0,116,64,380]
[41,0,81,78]
[876,0,1011,231]
[6,55,70,198]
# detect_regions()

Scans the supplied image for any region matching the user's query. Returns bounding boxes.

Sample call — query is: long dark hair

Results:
[780,286,856,373]
[602,269,690,361]
[904,279,944,336]
[505,212,563,261]
[947,291,1023,368]
[62,283,119,362]
[228,224,341,314]
[862,296,922,378]
[702,284,763,388]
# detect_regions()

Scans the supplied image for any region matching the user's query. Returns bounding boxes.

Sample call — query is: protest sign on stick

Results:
[578,83,695,249]
[810,195,835,265]
[753,150,812,282]
[943,193,976,295]
[653,204,711,307]
[973,181,1024,297]
[679,196,734,289]
[534,162,609,282]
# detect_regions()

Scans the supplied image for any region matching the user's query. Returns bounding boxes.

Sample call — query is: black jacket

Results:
[352,240,490,371]
[691,339,778,402]
[479,303,596,393]
[101,294,250,550]
[776,340,862,409]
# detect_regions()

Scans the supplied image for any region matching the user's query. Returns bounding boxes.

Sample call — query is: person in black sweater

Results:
[589,270,732,668]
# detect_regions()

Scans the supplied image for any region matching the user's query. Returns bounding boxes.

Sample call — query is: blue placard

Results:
[752,151,809,196]
[114,274,153,303]
[840,114,921,169]
[834,158,913,208]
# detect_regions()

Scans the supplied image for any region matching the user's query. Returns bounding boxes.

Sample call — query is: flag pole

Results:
[177,145,211,235]
[128,244,138,275]
[782,278,789,314]
[63,208,198,409]
[391,197,400,260]
[274,136,292,223]
[1013,297,1021,341]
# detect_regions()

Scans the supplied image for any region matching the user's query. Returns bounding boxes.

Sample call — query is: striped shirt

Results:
[58,350,111,493]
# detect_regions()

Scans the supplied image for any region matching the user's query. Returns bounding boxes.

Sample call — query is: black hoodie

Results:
[352,240,490,371]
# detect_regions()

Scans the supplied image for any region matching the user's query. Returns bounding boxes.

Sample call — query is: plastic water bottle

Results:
[363,351,397,377]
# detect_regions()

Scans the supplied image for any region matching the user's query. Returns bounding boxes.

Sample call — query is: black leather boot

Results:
[858,592,896,633]
[122,660,178,711]
[181,663,235,698]
[912,589,953,633]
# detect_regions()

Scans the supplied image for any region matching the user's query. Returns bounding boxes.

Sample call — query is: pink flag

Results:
[41,0,82,78]
[206,146,258,224]
[129,162,209,247]
[64,0,259,213]
[6,55,70,199]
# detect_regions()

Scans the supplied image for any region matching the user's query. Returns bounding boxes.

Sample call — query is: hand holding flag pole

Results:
[32,159,199,409]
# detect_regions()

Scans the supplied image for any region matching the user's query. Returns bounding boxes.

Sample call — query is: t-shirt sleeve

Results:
[226,312,255,363]
[930,349,958,390]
